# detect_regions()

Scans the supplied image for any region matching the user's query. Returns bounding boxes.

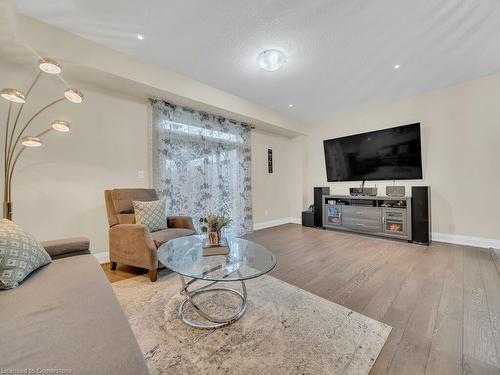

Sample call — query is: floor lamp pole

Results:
[3,102,12,219]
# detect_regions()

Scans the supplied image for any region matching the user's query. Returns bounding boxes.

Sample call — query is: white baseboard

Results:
[93,252,109,264]
[253,218,291,230]
[432,232,500,250]
[253,217,302,230]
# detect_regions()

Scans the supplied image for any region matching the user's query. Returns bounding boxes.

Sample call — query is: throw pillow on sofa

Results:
[0,219,52,289]
[133,197,167,232]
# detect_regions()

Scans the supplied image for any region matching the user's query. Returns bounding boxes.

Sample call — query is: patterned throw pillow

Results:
[0,219,52,289]
[133,197,167,232]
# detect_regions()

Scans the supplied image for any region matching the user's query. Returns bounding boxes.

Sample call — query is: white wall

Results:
[4,63,499,252]
[305,73,500,242]
[0,63,299,252]
[0,65,151,252]
[251,131,304,226]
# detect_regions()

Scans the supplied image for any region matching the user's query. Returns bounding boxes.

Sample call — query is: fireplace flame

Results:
[388,223,402,232]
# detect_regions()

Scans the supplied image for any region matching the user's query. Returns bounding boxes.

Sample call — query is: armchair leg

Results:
[110,262,117,271]
[149,269,158,282]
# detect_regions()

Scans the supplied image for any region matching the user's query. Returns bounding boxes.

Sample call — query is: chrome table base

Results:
[178,275,247,329]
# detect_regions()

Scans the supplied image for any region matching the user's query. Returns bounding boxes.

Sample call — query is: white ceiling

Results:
[16,0,500,124]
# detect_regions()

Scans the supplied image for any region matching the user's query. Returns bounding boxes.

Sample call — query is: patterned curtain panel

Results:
[151,99,253,236]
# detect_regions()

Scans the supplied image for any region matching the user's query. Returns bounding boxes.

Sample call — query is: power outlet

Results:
[264,210,269,217]
[137,170,145,179]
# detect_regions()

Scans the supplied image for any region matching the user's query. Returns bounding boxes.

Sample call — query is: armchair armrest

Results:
[167,216,195,231]
[41,237,90,260]
[109,224,157,270]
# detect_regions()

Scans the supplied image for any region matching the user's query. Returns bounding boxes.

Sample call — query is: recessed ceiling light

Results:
[288,104,293,108]
[137,34,144,40]
[257,49,286,72]
[393,64,401,70]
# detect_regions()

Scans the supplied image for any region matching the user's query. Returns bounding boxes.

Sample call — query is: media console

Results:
[322,195,412,241]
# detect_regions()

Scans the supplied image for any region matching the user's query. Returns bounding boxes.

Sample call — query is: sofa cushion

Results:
[133,198,167,232]
[0,254,149,374]
[0,219,51,289]
[111,188,158,214]
[150,228,196,248]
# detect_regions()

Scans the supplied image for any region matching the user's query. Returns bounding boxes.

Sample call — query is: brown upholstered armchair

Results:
[104,188,196,281]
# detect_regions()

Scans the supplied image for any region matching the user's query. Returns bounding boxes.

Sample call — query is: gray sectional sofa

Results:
[0,238,149,374]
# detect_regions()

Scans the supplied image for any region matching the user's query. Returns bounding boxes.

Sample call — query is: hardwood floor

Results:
[102,224,500,374]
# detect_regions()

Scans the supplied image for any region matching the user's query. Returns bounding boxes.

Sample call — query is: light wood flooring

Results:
[102,224,500,375]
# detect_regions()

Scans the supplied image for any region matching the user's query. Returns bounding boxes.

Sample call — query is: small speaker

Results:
[386,186,405,197]
[301,211,315,228]
[314,187,330,227]
[411,186,431,245]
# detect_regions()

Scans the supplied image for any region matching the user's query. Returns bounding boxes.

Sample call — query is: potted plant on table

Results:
[199,214,232,245]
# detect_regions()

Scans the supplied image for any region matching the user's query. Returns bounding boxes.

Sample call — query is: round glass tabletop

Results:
[157,235,276,281]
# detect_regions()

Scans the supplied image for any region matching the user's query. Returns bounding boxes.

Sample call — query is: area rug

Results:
[112,271,391,375]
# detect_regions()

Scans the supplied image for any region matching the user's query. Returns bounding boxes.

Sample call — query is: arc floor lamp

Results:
[2,57,84,220]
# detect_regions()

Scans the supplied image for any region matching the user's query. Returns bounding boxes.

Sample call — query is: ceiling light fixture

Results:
[64,88,84,104]
[257,49,286,72]
[288,104,293,108]
[393,64,401,70]
[137,34,144,40]
[1,88,26,103]
[51,120,71,133]
[39,58,62,74]
[21,136,43,148]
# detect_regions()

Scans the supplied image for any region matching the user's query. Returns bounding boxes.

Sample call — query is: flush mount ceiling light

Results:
[39,58,62,74]
[288,104,293,108]
[51,120,71,132]
[21,136,43,147]
[393,64,401,70]
[1,88,26,103]
[64,88,84,104]
[257,49,286,72]
[137,34,144,40]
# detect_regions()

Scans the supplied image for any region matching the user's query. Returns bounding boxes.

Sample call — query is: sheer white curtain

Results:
[151,99,253,235]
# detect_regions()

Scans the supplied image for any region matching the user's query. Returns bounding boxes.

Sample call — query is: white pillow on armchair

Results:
[132,197,168,232]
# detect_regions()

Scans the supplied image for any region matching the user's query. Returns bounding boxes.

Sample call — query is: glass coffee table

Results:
[157,235,276,329]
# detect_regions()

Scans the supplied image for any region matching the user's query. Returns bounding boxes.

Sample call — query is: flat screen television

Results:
[323,123,422,182]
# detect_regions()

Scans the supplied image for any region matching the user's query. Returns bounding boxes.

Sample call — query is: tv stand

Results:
[322,195,412,241]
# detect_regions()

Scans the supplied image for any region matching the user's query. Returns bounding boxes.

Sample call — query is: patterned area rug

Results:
[112,271,391,375]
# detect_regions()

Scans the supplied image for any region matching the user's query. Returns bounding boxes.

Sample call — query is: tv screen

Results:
[323,123,423,182]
